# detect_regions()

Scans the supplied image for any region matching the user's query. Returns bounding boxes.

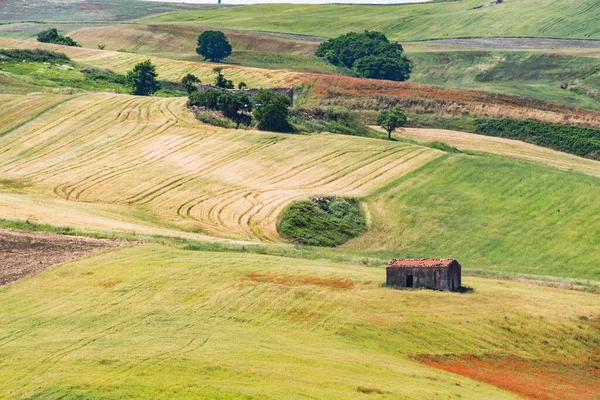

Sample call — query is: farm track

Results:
[0,93,441,242]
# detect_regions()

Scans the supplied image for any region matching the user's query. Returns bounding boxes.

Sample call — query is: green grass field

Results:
[138,0,600,41]
[346,154,600,281]
[1,244,598,399]
[409,51,600,111]
[0,0,221,23]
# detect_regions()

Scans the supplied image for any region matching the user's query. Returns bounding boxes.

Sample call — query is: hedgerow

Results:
[0,49,71,63]
[475,118,600,160]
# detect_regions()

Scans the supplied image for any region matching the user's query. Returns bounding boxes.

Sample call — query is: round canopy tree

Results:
[196,31,232,62]
[377,109,407,140]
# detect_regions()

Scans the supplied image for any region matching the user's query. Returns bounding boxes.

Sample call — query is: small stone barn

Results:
[386,259,461,292]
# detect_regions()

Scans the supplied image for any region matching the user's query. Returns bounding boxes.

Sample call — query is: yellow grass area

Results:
[372,126,600,177]
[0,37,303,87]
[1,244,598,398]
[0,93,72,135]
[0,93,441,242]
[68,24,319,58]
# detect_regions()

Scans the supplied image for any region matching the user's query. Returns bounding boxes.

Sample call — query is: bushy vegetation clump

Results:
[36,28,79,47]
[188,89,253,128]
[290,107,372,136]
[278,196,367,247]
[0,49,71,63]
[475,118,600,159]
[253,89,292,132]
[127,60,160,96]
[316,31,411,81]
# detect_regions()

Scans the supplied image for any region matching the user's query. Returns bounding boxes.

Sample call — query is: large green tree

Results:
[127,60,161,96]
[253,90,291,132]
[354,56,411,82]
[377,109,407,140]
[196,31,232,62]
[315,30,411,81]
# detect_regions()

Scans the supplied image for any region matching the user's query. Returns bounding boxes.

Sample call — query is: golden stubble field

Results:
[0,92,441,242]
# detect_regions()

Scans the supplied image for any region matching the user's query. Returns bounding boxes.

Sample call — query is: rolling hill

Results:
[0,244,597,399]
[1,91,600,280]
[0,93,441,242]
[137,0,600,41]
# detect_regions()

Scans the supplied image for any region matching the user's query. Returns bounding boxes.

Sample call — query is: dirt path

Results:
[0,229,126,287]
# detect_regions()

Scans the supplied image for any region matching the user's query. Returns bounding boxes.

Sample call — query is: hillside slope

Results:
[0,93,440,242]
[0,244,597,399]
[138,0,600,41]
[346,154,600,280]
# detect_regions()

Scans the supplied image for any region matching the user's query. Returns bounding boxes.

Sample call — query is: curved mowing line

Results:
[128,140,280,206]
[26,96,146,182]
[181,147,431,241]
[0,96,130,174]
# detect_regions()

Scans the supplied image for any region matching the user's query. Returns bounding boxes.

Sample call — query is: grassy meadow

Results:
[409,51,600,112]
[137,0,600,41]
[0,244,598,399]
[2,1,600,398]
[0,0,220,23]
[346,154,600,281]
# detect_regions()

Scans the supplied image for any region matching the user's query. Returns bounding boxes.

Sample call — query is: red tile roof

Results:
[387,259,455,268]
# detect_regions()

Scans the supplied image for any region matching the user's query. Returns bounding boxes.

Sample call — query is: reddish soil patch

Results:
[414,353,600,400]
[243,272,354,289]
[0,229,125,287]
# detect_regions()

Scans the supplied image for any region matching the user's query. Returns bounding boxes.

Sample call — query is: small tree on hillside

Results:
[196,30,232,62]
[377,109,407,140]
[253,90,292,132]
[182,73,201,94]
[127,60,160,96]
[213,67,234,89]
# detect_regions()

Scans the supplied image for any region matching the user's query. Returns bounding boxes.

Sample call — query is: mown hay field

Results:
[0,244,598,399]
[374,127,600,177]
[67,24,320,58]
[0,37,304,88]
[0,92,441,242]
[138,0,600,41]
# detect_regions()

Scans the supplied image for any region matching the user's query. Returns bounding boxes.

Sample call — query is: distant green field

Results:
[1,244,598,399]
[347,153,600,281]
[138,0,600,41]
[409,51,600,111]
[0,0,222,22]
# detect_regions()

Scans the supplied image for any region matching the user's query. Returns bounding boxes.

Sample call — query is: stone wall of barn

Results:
[387,263,461,292]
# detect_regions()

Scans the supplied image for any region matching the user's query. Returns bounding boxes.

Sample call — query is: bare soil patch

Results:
[0,228,125,287]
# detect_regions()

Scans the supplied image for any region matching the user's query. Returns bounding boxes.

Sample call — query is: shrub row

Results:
[475,118,600,160]
[0,49,71,63]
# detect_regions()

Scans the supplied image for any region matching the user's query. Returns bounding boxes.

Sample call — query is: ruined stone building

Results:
[386,259,461,292]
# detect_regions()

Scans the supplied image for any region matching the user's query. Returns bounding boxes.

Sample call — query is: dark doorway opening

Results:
[406,275,413,288]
